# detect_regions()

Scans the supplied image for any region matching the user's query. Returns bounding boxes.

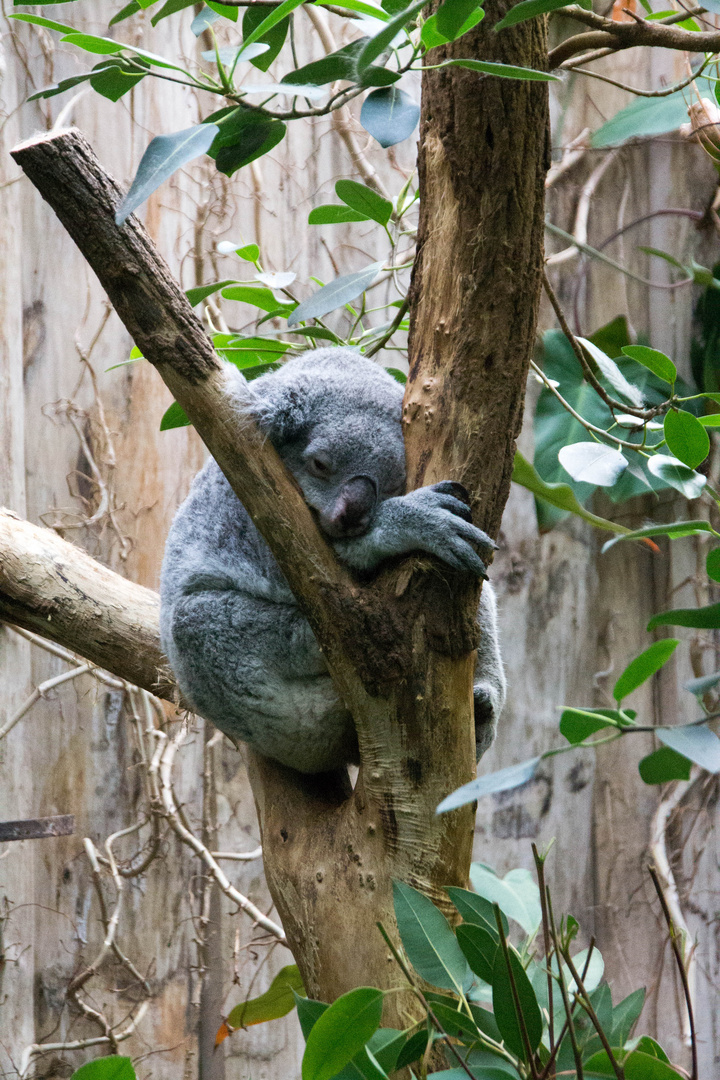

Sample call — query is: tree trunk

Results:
[7,1,549,1010]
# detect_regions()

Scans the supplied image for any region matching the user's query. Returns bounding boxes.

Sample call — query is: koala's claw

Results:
[431,480,472,506]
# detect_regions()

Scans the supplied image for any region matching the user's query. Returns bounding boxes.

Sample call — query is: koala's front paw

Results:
[409,481,496,578]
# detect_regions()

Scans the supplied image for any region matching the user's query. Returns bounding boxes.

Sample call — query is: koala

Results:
[160,347,506,774]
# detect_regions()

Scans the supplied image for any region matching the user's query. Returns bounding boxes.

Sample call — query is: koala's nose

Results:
[327,476,377,537]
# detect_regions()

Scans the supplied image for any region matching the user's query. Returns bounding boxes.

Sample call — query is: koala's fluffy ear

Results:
[249,376,311,446]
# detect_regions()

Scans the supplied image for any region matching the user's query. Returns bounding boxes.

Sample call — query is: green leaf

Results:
[578,337,645,407]
[335,180,392,226]
[294,993,328,1040]
[469,866,542,936]
[491,948,542,1061]
[511,452,628,534]
[90,57,146,100]
[221,285,286,312]
[445,887,507,937]
[71,1059,136,1080]
[634,1036,670,1062]
[639,746,692,784]
[151,0,196,25]
[558,442,627,487]
[282,39,370,86]
[309,205,371,225]
[621,345,677,385]
[420,6,484,46]
[317,0,391,14]
[495,0,581,30]
[288,262,383,326]
[208,106,287,176]
[708,547,720,582]
[227,965,304,1029]
[302,987,384,1080]
[393,880,471,992]
[435,0,483,40]
[242,7,289,70]
[160,401,191,431]
[657,723,720,772]
[10,12,76,33]
[360,87,420,148]
[613,639,679,702]
[110,1,143,26]
[116,123,219,224]
[646,455,706,499]
[610,987,645,1045]
[240,0,306,53]
[663,410,710,469]
[426,58,560,81]
[648,602,720,631]
[456,923,498,984]
[584,1049,683,1078]
[356,0,426,73]
[437,757,541,814]
[601,520,715,553]
[27,71,97,101]
[394,1030,429,1068]
[185,279,238,306]
[385,367,407,384]
[429,1001,486,1043]
[559,708,619,744]
[592,79,714,147]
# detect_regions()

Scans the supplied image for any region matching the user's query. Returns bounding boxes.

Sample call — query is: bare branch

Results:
[549,10,720,68]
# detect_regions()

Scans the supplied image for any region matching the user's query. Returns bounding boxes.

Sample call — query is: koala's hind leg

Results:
[165,587,357,773]
[473,584,506,760]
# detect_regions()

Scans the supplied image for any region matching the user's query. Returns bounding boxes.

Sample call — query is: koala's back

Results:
[160,457,357,772]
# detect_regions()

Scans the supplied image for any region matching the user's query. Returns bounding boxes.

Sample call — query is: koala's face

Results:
[281,414,406,539]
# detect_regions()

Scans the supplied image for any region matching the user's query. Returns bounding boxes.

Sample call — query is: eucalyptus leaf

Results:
[512,451,628,534]
[356,0,426,72]
[592,79,714,147]
[469,865,542,935]
[613,639,679,702]
[492,948,542,1061]
[435,0,484,40]
[288,262,383,326]
[116,123,219,224]
[309,205,370,224]
[426,58,560,80]
[392,880,471,993]
[301,987,383,1080]
[360,87,420,148]
[335,180,392,225]
[621,345,676,384]
[281,39,369,86]
[160,401,191,431]
[71,1059,136,1080]
[663,409,710,469]
[436,757,541,814]
[445,887,507,937]
[495,0,586,30]
[558,442,627,487]
[639,746,692,785]
[227,965,304,1029]
[648,601,720,630]
[646,455,706,499]
[657,723,720,772]
[559,708,618,744]
[601,520,715,553]
[578,337,645,407]
[684,670,720,695]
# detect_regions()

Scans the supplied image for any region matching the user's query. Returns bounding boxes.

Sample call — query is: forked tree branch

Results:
[549,13,720,68]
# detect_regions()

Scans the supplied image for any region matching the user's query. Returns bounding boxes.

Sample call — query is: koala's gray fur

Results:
[160,348,506,774]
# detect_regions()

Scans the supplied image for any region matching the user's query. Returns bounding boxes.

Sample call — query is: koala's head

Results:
[250,347,405,539]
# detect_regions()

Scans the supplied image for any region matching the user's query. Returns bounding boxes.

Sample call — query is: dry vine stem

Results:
[7,23,548,1009]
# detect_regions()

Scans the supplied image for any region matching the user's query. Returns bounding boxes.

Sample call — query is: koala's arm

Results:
[473,583,506,761]
[333,482,496,578]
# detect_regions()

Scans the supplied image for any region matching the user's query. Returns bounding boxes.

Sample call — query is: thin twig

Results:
[648,865,698,1080]
[562,946,625,1080]
[546,891,584,1080]
[494,906,540,1080]
[542,268,671,421]
[365,298,410,358]
[532,844,555,1066]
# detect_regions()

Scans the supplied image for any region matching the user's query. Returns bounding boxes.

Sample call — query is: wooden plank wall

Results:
[1,6,718,1079]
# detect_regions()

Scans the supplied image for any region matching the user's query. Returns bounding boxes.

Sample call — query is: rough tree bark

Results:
[4,2,548,1013]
